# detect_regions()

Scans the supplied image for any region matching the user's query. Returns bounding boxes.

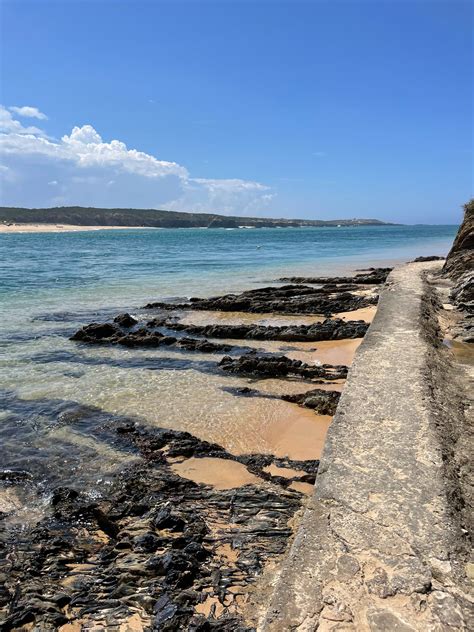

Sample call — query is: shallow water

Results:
[0,225,456,516]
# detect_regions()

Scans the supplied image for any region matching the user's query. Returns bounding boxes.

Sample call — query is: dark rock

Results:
[132,532,161,552]
[164,317,368,342]
[444,200,474,281]
[188,616,255,631]
[1,420,307,630]
[177,337,232,352]
[219,352,348,380]
[144,285,378,316]
[70,322,120,341]
[51,486,79,506]
[116,327,167,347]
[150,550,197,577]
[152,507,186,532]
[443,200,474,341]
[411,256,445,262]
[70,321,232,353]
[51,592,71,607]
[153,594,180,627]
[0,469,32,483]
[113,312,138,327]
[278,267,392,285]
[282,388,341,415]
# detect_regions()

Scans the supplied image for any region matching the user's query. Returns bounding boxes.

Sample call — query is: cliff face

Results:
[444,200,474,280]
[443,200,473,341]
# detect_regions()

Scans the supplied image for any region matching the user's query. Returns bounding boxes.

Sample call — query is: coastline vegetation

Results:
[0,206,393,229]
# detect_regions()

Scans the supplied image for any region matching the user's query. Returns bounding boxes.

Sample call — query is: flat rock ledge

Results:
[262,262,473,631]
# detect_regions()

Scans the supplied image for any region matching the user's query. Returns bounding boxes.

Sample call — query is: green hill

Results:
[0,206,394,228]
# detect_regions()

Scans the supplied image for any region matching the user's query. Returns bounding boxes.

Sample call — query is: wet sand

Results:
[171,457,261,489]
[263,464,308,479]
[335,305,377,323]
[179,310,325,327]
[288,481,314,495]
[217,336,362,366]
[265,411,333,461]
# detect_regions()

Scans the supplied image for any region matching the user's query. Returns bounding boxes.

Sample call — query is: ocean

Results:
[0,224,457,522]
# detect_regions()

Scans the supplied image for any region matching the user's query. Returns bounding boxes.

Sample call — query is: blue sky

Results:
[0,0,472,223]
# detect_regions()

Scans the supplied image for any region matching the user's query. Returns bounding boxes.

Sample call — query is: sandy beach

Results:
[0,223,156,233]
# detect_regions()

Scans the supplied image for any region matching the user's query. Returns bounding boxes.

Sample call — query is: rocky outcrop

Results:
[154,318,369,342]
[1,420,317,631]
[443,200,474,342]
[223,385,341,417]
[281,388,341,415]
[37,262,388,630]
[278,267,392,285]
[71,323,233,353]
[412,256,445,263]
[113,312,138,327]
[144,286,378,316]
[444,200,474,280]
[219,352,347,380]
[143,267,390,317]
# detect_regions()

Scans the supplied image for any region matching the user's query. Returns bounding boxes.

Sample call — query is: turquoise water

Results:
[0,224,457,313]
[0,224,457,518]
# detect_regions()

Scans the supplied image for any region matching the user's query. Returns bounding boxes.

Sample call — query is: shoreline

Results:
[0,265,388,630]
[0,223,161,233]
[2,217,471,631]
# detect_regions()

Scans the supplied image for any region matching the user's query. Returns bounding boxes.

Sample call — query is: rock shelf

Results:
[148,317,369,342]
[143,285,378,316]
[1,264,391,630]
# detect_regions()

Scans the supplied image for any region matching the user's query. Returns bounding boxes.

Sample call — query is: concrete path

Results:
[262,262,472,631]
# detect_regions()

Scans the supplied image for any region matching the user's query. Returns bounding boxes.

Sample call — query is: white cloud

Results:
[167,178,273,215]
[0,105,273,214]
[0,106,44,136]
[9,106,48,120]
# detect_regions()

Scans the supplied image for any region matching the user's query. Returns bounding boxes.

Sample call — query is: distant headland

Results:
[0,206,395,230]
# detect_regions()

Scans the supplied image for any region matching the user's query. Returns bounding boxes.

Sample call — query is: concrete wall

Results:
[262,263,472,631]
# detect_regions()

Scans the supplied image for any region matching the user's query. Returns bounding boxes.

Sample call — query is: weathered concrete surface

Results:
[262,262,473,631]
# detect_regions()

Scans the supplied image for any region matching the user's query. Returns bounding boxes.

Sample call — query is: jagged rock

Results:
[443,200,474,341]
[70,323,232,352]
[113,313,138,327]
[219,352,347,380]
[278,267,392,285]
[144,286,377,316]
[1,422,305,630]
[0,469,32,483]
[70,322,120,341]
[443,199,474,281]
[158,318,369,342]
[411,256,445,262]
[282,388,341,415]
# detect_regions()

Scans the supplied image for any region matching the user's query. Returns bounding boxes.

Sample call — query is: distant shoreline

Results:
[0,205,395,230]
[0,222,392,234]
[0,223,162,233]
